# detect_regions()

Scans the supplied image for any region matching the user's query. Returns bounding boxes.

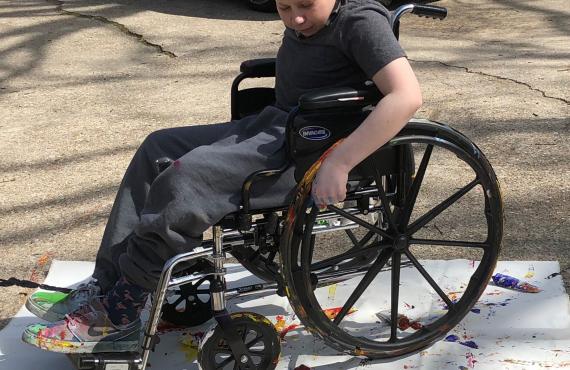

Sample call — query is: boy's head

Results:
[276,0,337,37]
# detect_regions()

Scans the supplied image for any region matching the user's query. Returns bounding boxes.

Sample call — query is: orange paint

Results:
[322,306,357,320]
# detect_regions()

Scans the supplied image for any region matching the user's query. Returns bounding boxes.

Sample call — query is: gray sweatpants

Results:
[93,106,296,292]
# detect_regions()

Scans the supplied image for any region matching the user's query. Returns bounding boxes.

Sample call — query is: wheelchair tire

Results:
[280,119,503,358]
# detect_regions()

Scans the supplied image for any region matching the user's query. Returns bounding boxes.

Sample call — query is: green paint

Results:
[31,291,69,305]
[26,323,47,335]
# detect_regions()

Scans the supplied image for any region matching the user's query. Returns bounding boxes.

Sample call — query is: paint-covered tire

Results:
[280,119,503,358]
[197,312,280,369]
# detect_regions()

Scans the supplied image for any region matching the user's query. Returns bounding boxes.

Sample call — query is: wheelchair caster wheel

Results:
[161,274,214,327]
[198,312,280,370]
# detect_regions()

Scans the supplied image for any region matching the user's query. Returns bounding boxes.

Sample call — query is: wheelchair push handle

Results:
[412,4,448,20]
[391,3,447,30]
[239,58,276,78]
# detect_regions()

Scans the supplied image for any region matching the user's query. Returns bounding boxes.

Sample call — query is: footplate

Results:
[68,352,142,370]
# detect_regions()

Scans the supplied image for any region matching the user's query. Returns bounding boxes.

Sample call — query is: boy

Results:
[22,0,421,353]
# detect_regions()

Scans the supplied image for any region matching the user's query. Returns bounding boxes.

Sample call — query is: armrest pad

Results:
[240,58,276,78]
[298,86,382,111]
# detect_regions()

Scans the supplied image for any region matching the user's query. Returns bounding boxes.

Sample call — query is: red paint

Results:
[397,314,423,331]
[279,324,299,340]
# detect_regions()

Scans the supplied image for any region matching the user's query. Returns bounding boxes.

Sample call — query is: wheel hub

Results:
[393,235,409,251]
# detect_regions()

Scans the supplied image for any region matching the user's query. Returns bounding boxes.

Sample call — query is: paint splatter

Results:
[178,331,204,362]
[546,272,561,279]
[446,335,479,350]
[157,320,187,334]
[294,366,311,370]
[274,315,287,332]
[279,324,299,340]
[404,302,415,309]
[445,334,460,342]
[29,252,53,283]
[328,284,337,301]
[322,306,357,320]
[397,314,423,331]
[465,352,477,368]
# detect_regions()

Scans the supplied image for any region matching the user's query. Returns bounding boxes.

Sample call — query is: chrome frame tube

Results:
[139,247,213,370]
[391,4,415,30]
[211,225,227,312]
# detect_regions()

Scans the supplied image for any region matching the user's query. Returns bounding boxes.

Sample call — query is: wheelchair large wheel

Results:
[280,119,503,358]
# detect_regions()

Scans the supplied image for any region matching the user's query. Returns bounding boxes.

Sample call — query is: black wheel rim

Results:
[282,125,503,358]
[199,312,280,370]
[161,275,214,327]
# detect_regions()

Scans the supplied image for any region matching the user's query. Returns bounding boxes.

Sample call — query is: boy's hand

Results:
[311,159,349,209]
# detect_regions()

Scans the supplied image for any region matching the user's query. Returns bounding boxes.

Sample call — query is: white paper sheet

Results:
[1,260,569,370]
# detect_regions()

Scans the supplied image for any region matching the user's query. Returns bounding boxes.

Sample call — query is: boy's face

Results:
[276,0,337,37]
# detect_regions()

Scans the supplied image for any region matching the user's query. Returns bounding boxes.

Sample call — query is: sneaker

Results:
[25,280,101,322]
[22,299,141,354]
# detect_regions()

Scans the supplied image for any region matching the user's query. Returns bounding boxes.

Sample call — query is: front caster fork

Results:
[209,226,256,368]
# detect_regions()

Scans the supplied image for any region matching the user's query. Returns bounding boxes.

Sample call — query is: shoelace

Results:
[69,281,99,301]
[64,303,99,328]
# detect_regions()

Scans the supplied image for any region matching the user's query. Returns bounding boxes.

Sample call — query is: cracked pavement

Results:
[0,0,568,329]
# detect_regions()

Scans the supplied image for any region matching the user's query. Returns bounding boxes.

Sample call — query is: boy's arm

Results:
[311,57,422,208]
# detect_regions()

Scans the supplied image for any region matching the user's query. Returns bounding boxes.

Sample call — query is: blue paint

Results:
[445,334,459,342]
[460,340,479,349]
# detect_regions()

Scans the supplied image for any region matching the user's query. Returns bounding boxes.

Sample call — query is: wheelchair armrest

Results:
[298,86,382,112]
[239,58,276,78]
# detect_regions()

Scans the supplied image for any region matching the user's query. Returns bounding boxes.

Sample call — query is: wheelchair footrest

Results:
[67,352,142,370]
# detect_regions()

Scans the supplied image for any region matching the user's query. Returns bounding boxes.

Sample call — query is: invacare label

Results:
[299,126,331,141]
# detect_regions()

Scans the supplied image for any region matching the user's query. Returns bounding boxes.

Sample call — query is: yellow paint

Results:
[328,284,337,301]
[274,315,287,332]
[524,271,535,278]
[179,335,200,362]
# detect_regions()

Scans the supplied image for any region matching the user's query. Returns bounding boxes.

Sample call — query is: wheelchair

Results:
[70,3,503,370]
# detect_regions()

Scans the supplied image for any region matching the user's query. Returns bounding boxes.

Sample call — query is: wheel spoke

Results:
[407,178,480,235]
[402,144,433,227]
[246,333,263,348]
[373,170,397,232]
[171,295,185,307]
[328,205,394,240]
[346,229,359,246]
[217,355,235,369]
[403,249,453,308]
[333,249,392,325]
[410,238,489,249]
[310,241,390,271]
[389,252,401,342]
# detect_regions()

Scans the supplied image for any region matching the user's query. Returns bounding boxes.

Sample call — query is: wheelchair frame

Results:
[70,3,504,370]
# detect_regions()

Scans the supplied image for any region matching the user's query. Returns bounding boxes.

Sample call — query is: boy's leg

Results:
[93,122,241,292]
[26,122,240,322]
[118,107,296,292]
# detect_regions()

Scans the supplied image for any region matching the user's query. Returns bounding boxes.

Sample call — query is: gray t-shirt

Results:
[275,0,406,110]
